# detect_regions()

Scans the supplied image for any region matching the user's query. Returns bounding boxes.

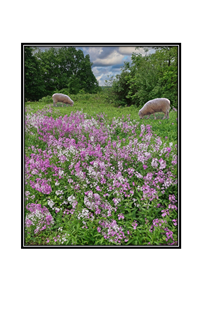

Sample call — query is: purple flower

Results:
[158,158,166,170]
[25,108,178,245]
[118,214,124,220]
[132,221,138,229]
[172,219,177,226]
[25,203,54,233]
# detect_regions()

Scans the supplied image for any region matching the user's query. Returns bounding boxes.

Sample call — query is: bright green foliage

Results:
[110,47,178,109]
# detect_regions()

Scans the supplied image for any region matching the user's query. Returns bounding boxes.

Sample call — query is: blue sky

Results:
[36,45,155,86]
[78,46,155,86]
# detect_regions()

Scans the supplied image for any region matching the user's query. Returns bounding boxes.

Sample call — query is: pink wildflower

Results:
[132,221,138,229]
[172,219,177,226]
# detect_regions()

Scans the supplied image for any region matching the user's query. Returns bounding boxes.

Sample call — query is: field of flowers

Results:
[24,99,178,246]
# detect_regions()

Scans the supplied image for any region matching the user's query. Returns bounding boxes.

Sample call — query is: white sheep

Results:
[52,93,74,107]
[138,98,171,120]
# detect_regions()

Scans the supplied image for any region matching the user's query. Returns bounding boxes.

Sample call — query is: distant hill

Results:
[100,86,112,91]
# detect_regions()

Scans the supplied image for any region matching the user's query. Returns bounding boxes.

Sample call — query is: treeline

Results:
[24,47,100,101]
[106,47,178,108]
[25,46,178,108]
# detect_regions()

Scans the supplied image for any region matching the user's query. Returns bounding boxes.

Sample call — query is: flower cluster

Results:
[25,108,178,245]
[25,203,54,234]
[29,178,52,194]
[98,219,129,243]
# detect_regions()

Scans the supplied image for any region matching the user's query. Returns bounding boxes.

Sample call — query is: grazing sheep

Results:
[138,98,171,120]
[52,93,74,107]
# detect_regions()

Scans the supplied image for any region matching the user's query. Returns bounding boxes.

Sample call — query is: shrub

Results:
[39,95,52,103]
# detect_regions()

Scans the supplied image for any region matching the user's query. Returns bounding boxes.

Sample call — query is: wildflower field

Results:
[24,94,179,246]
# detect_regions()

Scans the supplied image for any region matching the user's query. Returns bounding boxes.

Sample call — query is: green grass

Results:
[25,93,178,144]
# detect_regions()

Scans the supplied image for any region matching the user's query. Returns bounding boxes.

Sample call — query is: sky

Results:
[80,46,157,86]
[36,45,156,86]
[80,46,156,86]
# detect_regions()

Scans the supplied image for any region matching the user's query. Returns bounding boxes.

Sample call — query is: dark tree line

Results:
[24,46,100,101]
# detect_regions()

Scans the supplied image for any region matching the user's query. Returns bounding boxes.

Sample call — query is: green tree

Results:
[109,62,132,106]
[35,47,59,95]
[34,47,99,96]
[110,46,178,108]
[153,47,178,107]
[24,47,45,101]
[77,54,99,93]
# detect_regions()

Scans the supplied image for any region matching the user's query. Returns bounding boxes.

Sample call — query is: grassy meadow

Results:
[24,93,178,246]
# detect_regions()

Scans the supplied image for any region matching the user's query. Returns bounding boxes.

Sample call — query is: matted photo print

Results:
[22,43,181,248]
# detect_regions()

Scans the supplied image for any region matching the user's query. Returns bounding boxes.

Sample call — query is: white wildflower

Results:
[55,190,63,195]
[68,195,76,204]
[59,170,64,176]
[47,200,55,208]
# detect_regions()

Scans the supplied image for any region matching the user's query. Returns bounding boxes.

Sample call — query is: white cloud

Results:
[118,47,138,55]
[118,47,148,56]
[93,66,111,75]
[93,50,124,66]
[93,68,121,86]
[92,67,101,76]
[96,74,103,82]
[86,47,104,60]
